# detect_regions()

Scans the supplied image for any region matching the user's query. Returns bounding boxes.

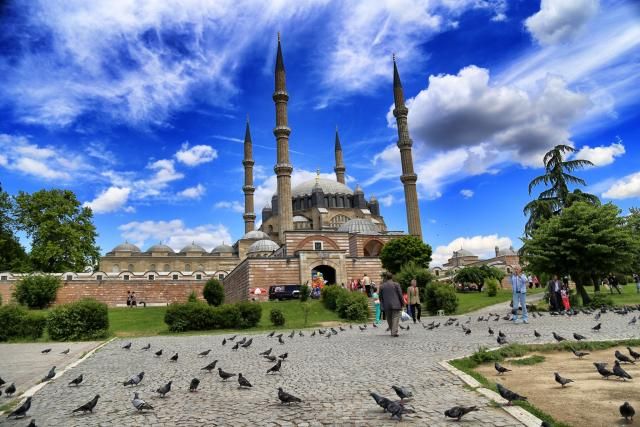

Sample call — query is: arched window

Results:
[329,214,350,229]
[163,264,170,272]
[149,264,156,271]
[185,263,191,272]
[112,264,120,273]
[198,264,204,271]
[128,264,134,272]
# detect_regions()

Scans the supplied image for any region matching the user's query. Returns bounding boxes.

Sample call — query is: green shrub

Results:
[299,284,311,302]
[213,304,241,328]
[425,283,459,314]
[485,278,499,297]
[270,308,285,326]
[335,290,369,321]
[237,302,262,328]
[203,278,225,306]
[47,299,109,341]
[321,285,342,310]
[586,292,614,308]
[13,275,61,309]
[187,290,198,303]
[164,302,214,332]
[0,304,46,341]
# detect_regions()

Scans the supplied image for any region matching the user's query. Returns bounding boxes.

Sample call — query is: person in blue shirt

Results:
[511,265,529,324]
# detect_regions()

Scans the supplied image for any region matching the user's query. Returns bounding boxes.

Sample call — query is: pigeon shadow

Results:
[615,419,633,425]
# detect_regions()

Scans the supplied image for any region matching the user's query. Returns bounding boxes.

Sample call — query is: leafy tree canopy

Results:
[380,236,432,274]
[0,184,29,272]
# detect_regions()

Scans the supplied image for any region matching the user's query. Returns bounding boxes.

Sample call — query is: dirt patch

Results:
[476,347,640,426]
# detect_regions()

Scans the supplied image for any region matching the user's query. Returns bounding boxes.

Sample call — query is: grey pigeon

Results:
[311,330,316,337]
[218,368,236,381]
[385,400,414,420]
[278,336,285,345]
[278,387,302,404]
[299,331,304,337]
[264,355,276,362]
[6,396,31,418]
[232,342,239,351]
[27,420,36,427]
[495,362,511,375]
[5,383,15,396]
[60,348,70,355]
[488,327,494,335]
[123,371,144,386]
[552,332,566,342]
[592,322,601,331]
[279,352,288,361]
[573,333,587,341]
[198,349,211,357]
[594,362,614,379]
[497,335,508,345]
[267,360,282,374]
[156,381,172,397]
[444,405,478,421]
[629,316,637,325]
[613,360,633,381]
[496,383,527,405]
[132,392,153,411]
[72,394,100,414]
[241,338,253,349]
[628,347,640,360]
[0,377,4,386]
[238,373,252,388]
[41,348,51,354]
[154,349,163,357]
[237,337,247,345]
[267,331,275,337]
[391,385,412,400]
[229,335,237,340]
[201,360,218,372]
[554,372,574,387]
[222,338,227,346]
[122,342,131,350]
[369,391,392,411]
[534,330,541,338]
[571,348,589,359]
[141,343,151,350]
[42,366,56,382]
[69,374,84,386]
[189,378,200,392]
[616,350,635,364]
[288,330,295,338]
[259,348,272,356]
[169,353,178,362]
[620,402,635,421]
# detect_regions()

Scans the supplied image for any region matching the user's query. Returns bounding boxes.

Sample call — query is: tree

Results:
[521,202,639,305]
[13,189,99,272]
[203,278,225,306]
[453,265,505,292]
[380,236,432,274]
[0,184,29,272]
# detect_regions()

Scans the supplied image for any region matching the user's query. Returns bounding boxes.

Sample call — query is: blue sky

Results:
[0,0,638,265]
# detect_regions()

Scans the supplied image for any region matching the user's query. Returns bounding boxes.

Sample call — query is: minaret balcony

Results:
[274,163,293,174]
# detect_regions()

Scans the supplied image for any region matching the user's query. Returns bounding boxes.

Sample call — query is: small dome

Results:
[146,243,174,254]
[497,246,517,257]
[179,242,206,253]
[453,249,475,258]
[337,218,379,234]
[247,239,280,254]
[212,244,234,254]
[242,230,271,240]
[112,242,141,253]
[293,215,310,222]
[291,178,353,197]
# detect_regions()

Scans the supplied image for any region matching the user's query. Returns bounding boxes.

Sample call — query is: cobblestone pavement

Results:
[3,297,637,426]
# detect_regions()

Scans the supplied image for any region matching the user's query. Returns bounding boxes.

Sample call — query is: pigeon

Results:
[497,335,508,345]
[141,343,151,350]
[0,377,4,386]
[218,368,236,381]
[6,396,31,419]
[259,348,272,356]
[488,327,494,335]
[60,348,70,355]
[391,385,412,401]
[498,330,506,338]
[613,360,633,381]
[69,374,84,386]
[241,338,253,349]
[359,326,366,332]
[444,405,479,421]
[267,360,282,374]
[629,316,637,325]
[123,371,145,386]
[279,352,288,361]
[237,337,247,345]
[620,402,635,421]
[385,400,414,421]
[72,394,100,414]
[496,383,527,405]
[122,342,132,350]
[222,338,227,346]
[132,392,153,411]
[311,330,316,337]
[616,350,635,364]
[41,348,51,354]
[169,353,179,362]
[276,333,284,338]
[534,330,541,338]
[42,366,56,382]
[571,348,589,359]
[189,378,200,392]
[232,342,240,351]
[201,360,218,372]
[156,381,172,397]
[339,326,346,332]
[554,372,574,387]
[278,336,285,345]
[277,387,302,404]
[552,332,566,342]
[592,323,602,331]
[154,349,163,357]
[628,347,640,360]
[267,331,275,337]
[288,331,295,339]
[594,312,601,320]
[4,383,16,396]
[264,355,277,362]
[369,391,390,410]
[198,349,211,357]
[238,373,252,388]
[229,335,237,341]
[26,420,36,427]
[495,362,511,375]
[372,323,378,328]
[573,333,587,341]
[594,362,614,379]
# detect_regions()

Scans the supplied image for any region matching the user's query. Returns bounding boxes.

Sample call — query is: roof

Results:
[247,239,280,254]
[112,242,142,253]
[337,218,379,234]
[291,178,353,197]
[211,244,234,254]
[146,243,174,254]
[293,215,310,222]
[497,246,517,257]
[179,243,206,253]
[242,230,271,240]
[453,249,475,258]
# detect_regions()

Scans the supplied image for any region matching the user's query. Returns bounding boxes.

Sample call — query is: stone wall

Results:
[223,258,301,303]
[99,254,238,276]
[284,231,350,255]
[346,257,384,285]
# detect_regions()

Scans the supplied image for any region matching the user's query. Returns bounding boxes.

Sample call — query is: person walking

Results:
[379,272,403,337]
[407,279,421,323]
[372,286,381,324]
[511,266,528,324]
[547,275,562,311]
[363,273,372,297]
[608,273,622,295]
[634,273,640,294]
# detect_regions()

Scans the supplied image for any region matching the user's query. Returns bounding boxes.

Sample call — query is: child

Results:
[560,287,571,312]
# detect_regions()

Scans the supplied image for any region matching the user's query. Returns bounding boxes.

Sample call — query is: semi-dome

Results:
[337,218,379,234]
[179,242,206,253]
[291,178,353,197]
[211,243,234,254]
[453,249,475,258]
[111,242,142,253]
[247,239,280,254]
[146,243,174,253]
[241,230,271,240]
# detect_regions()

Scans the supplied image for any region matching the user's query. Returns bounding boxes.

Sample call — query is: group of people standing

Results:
[547,275,571,312]
[349,274,374,296]
[371,272,422,337]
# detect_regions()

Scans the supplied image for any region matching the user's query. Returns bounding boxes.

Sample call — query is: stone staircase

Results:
[367,298,376,321]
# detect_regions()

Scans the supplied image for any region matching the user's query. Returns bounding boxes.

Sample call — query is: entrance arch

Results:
[312,264,337,286]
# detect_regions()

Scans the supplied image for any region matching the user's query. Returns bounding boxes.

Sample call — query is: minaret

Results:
[242,116,256,233]
[334,127,346,184]
[392,56,423,239]
[273,33,293,243]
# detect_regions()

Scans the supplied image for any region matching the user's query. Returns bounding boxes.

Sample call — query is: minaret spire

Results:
[392,56,423,239]
[334,126,346,184]
[273,33,293,243]
[242,116,256,233]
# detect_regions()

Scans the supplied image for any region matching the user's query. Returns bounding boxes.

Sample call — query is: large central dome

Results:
[291,178,353,197]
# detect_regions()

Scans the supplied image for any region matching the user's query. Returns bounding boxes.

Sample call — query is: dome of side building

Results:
[111,242,142,253]
[247,239,280,254]
[211,243,234,254]
[179,242,207,253]
[146,243,174,254]
[241,230,271,240]
[337,218,379,234]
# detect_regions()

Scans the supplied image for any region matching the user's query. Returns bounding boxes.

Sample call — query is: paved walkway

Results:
[2,295,635,426]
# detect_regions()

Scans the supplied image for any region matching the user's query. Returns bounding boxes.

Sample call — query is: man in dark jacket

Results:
[379,272,404,337]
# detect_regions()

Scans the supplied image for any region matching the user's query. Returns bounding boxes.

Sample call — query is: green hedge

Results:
[321,285,369,321]
[47,299,109,341]
[13,275,62,309]
[0,304,47,341]
[425,283,459,314]
[321,285,343,310]
[203,278,225,306]
[164,301,262,332]
[270,308,285,326]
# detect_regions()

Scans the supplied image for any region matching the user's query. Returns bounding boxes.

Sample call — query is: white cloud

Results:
[574,141,625,167]
[175,143,218,166]
[525,0,599,46]
[13,157,71,180]
[178,184,206,199]
[133,159,184,198]
[378,194,394,207]
[431,234,513,266]
[0,154,7,166]
[602,171,640,199]
[460,189,474,198]
[118,219,233,251]
[84,186,131,214]
[214,200,244,213]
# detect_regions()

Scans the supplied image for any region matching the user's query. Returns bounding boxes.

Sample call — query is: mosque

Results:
[98,36,424,302]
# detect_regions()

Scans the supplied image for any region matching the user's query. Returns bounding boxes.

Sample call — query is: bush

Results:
[335,291,369,321]
[165,302,215,332]
[425,283,459,315]
[270,308,285,326]
[586,292,614,308]
[395,261,433,294]
[212,304,241,328]
[13,275,61,309]
[485,278,499,297]
[187,290,198,303]
[47,299,109,341]
[203,278,225,306]
[0,304,46,341]
[321,285,342,310]
[299,284,311,302]
[237,302,262,328]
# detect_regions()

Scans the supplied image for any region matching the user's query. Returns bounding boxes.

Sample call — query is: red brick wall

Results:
[346,258,384,285]
[223,258,301,303]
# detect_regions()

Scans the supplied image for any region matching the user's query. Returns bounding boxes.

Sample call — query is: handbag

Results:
[401,310,411,322]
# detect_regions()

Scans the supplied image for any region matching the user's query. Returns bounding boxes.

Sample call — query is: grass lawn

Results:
[589,282,639,305]
[455,288,544,315]
[108,299,343,337]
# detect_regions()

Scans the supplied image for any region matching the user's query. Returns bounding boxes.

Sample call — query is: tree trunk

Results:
[591,273,600,293]
[575,274,591,305]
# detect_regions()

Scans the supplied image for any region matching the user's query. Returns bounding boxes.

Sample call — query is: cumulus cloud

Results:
[378,194,394,207]
[602,171,640,199]
[525,0,599,46]
[431,234,513,266]
[175,143,218,166]
[574,141,625,167]
[118,219,232,251]
[215,200,244,213]
[84,186,131,214]
[177,184,206,199]
[460,189,474,198]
